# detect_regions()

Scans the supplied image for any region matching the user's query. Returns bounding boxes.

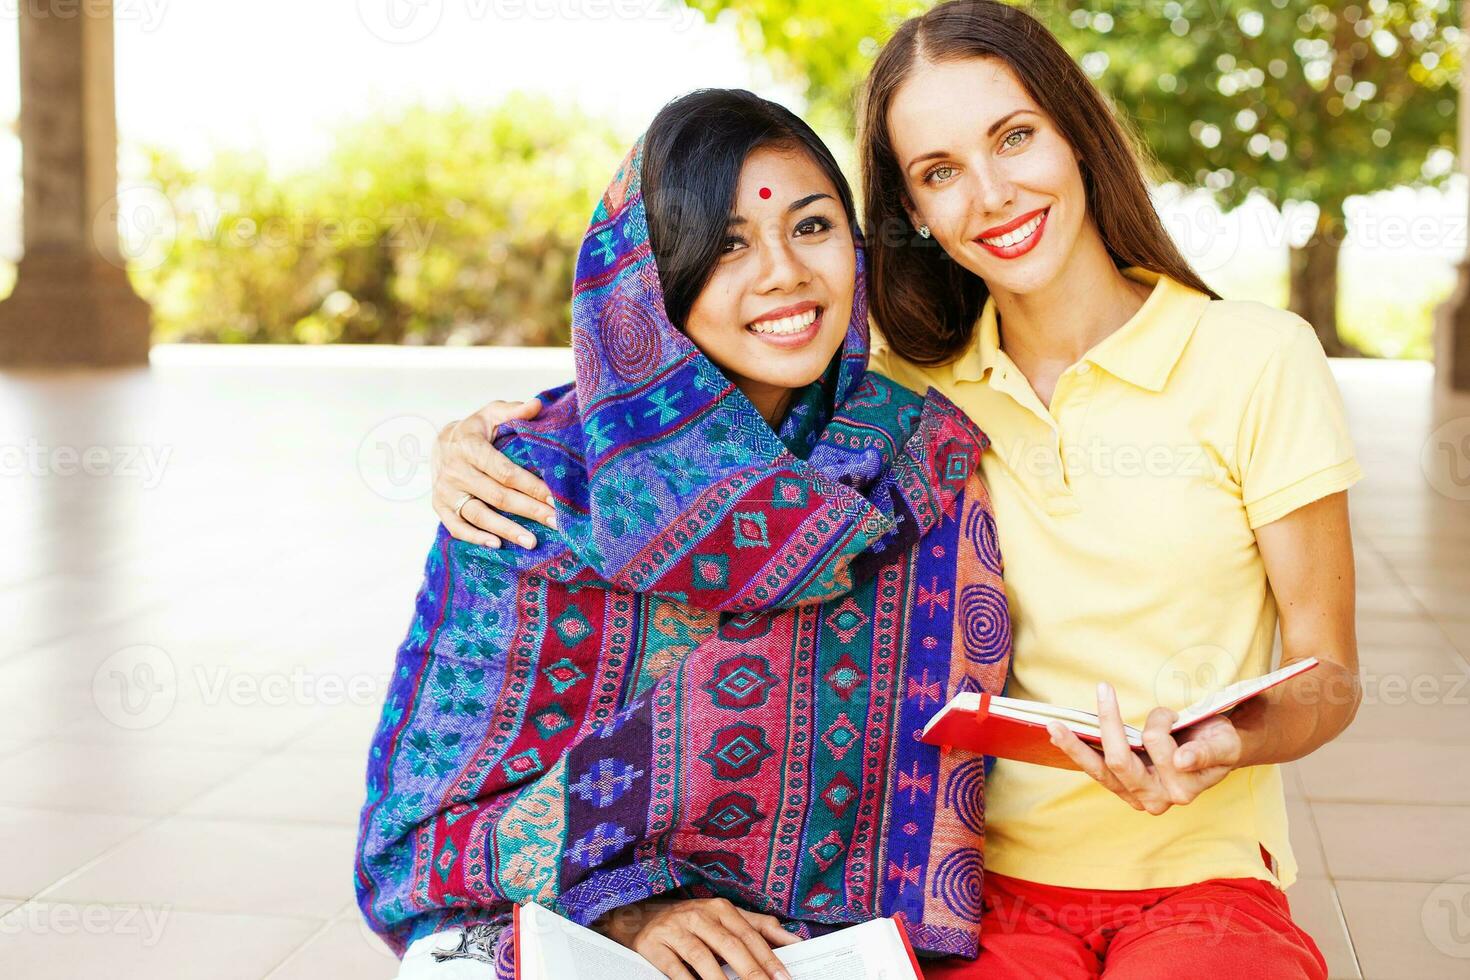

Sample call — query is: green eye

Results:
[926,165,955,185]
[1003,127,1033,149]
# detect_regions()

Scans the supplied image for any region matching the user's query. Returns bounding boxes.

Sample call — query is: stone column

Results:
[0,1,151,367]
[1434,0,1470,392]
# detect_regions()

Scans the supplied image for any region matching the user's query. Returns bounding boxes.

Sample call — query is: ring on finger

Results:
[452,491,477,521]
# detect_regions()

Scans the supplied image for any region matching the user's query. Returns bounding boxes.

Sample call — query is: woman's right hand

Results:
[431,398,557,549]
[602,897,796,980]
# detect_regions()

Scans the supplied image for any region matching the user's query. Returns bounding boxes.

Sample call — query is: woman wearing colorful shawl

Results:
[356,89,1012,979]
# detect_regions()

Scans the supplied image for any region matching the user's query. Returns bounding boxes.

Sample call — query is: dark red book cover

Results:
[919,660,1319,771]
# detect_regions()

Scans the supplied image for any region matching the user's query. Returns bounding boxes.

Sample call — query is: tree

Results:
[133,97,624,345]
[685,0,1461,355]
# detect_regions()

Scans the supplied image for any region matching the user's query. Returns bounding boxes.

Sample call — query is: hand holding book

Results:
[466,902,925,980]
[919,659,1319,816]
[1044,681,1245,815]
[597,896,799,980]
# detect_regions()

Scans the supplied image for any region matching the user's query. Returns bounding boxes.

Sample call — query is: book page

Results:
[926,691,981,721]
[516,905,916,980]
[720,919,916,980]
[923,693,1146,744]
[986,698,1147,741]
[519,904,665,980]
[989,696,1103,730]
[1172,659,1318,731]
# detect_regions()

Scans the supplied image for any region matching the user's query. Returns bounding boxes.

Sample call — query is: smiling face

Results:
[681,143,856,424]
[889,56,1090,298]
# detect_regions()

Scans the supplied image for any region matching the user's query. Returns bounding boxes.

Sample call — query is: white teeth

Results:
[981,212,1044,248]
[749,308,818,336]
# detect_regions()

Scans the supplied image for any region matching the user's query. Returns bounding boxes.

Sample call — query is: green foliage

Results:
[133,97,625,345]
[1044,0,1460,214]
[686,0,932,134]
[683,0,1461,356]
[686,1,1459,212]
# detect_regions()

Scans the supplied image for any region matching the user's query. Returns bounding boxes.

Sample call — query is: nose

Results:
[755,225,812,294]
[969,159,1016,220]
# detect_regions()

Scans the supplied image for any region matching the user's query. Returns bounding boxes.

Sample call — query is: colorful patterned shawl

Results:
[356,139,1012,973]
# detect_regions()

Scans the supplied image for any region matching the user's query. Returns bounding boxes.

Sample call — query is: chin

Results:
[968,247,1064,298]
[753,365,827,392]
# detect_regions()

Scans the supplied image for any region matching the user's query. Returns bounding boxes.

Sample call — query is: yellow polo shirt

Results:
[870,267,1362,890]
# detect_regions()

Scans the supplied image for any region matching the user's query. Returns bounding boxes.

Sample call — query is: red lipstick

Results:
[973,207,1049,260]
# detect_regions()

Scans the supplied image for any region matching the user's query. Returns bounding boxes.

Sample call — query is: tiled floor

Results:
[1,345,1466,978]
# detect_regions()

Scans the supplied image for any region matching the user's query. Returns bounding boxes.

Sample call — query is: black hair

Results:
[641,88,859,329]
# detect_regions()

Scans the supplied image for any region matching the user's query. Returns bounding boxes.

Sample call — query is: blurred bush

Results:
[133,96,625,345]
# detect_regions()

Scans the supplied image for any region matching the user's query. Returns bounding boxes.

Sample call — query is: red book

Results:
[919,658,1320,771]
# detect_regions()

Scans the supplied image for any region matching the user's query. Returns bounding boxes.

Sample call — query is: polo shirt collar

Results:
[954,266,1210,393]
[952,298,997,384]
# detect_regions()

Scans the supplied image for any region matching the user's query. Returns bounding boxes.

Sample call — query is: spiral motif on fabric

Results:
[494,926,517,976]
[963,505,1003,575]
[942,758,988,835]
[959,584,1010,665]
[601,288,662,382]
[931,847,986,922]
[572,326,602,397]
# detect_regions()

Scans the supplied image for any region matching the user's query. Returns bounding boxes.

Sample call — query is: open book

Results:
[918,658,1319,770]
[503,901,921,980]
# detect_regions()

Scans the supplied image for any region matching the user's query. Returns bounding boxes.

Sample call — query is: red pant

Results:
[923,866,1327,979]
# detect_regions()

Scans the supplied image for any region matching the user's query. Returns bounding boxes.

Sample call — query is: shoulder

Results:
[867,322,937,397]
[1188,297,1323,374]
[1175,297,1334,410]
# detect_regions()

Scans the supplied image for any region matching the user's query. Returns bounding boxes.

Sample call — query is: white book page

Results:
[1172,658,1318,730]
[489,905,917,980]
[517,903,665,980]
[987,703,1145,746]
[987,698,1147,742]
[920,693,1144,744]
[922,691,981,729]
[721,919,916,980]
[925,660,1321,748]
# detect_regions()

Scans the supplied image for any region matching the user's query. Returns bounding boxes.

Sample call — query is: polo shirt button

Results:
[1076,362,1092,375]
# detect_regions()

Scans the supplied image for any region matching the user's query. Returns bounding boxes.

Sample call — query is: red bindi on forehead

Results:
[758,187,772,199]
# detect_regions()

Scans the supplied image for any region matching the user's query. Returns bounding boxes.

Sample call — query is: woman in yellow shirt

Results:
[427,3,1357,977]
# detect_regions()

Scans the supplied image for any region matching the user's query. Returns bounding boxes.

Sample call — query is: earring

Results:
[918,225,931,239]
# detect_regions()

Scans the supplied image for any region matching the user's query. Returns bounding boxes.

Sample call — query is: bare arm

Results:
[1228,490,1361,767]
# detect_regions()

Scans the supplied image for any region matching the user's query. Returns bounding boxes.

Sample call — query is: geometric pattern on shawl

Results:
[355,137,1013,970]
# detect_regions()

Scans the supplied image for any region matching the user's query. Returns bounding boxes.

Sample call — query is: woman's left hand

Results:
[1046,683,1242,815]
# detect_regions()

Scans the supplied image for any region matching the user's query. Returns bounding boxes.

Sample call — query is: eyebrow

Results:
[904,109,1035,171]
[727,191,835,225]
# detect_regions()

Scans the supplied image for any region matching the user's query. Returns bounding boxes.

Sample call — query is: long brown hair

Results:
[859,0,1218,366]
